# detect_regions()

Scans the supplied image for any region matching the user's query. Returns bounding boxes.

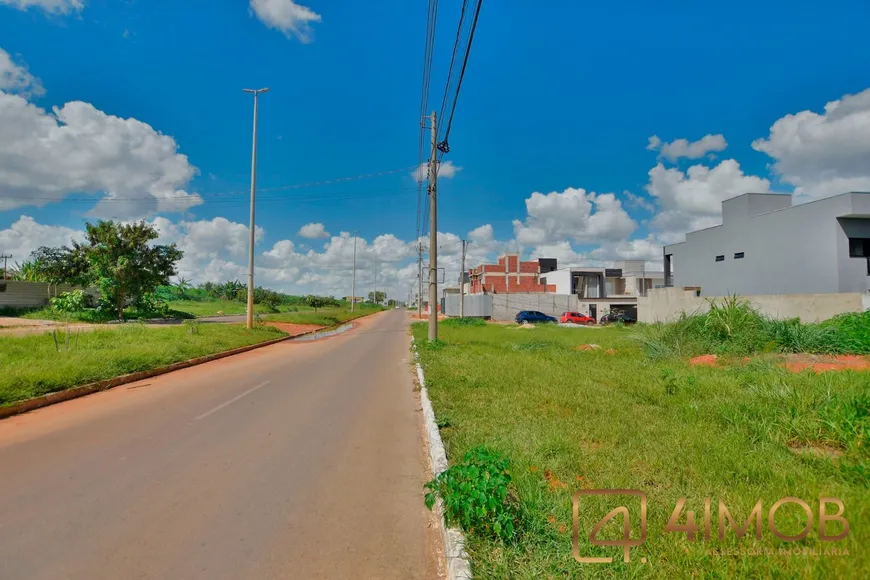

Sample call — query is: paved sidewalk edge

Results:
[412,338,473,580]
[0,314,378,420]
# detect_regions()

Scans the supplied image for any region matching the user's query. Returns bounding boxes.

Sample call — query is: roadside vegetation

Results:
[3,226,387,323]
[413,320,869,578]
[634,295,870,358]
[265,303,384,326]
[0,323,285,407]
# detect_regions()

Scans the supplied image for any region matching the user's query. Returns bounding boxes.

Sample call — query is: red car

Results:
[560,311,596,325]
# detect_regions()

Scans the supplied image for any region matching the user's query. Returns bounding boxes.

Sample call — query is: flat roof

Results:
[664,191,870,250]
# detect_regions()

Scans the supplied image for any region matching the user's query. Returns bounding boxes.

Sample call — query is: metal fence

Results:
[0,281,97,308]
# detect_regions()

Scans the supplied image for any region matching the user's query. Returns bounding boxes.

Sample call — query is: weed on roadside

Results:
[425,447,522,542]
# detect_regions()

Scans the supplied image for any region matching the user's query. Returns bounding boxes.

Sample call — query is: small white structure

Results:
[540,261,664,298]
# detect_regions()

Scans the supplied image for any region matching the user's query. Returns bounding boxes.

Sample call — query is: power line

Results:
[0,166,417,204]
[437,0,484,160]
[438,0,471,128]
[416,0,440,245]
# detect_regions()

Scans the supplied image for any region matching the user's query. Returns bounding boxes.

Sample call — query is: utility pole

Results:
[243,87,269,329]
[417,243,424,317]
[374,255,379,306]
[351,231,358,312]
[427,111,438,341]
[459,240,468,317]
[1,254,11,280]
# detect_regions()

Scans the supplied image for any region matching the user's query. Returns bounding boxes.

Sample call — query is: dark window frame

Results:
[715,255,725,262]
[734,252,745,259]
[849,238,870,258]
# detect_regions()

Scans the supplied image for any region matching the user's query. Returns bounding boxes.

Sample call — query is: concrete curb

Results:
[0,314,376,420]
[412,338,473,580]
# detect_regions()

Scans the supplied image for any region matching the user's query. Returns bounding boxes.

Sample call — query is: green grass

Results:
[0,323,285,407]
[1,305,194,323]
[168,299,286,317]
[633,296,870,359]
[265,304,384,326]
[413,322,869,579]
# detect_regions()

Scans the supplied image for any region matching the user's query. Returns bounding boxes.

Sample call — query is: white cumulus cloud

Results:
[645,159,770,242]
[249,0,321,43]
[752,87,870,201]
[297,222,330,239]
[0,48,200,219]
[647,133,728,162]
[0,216,84,262]
[0,0,83,14]
[512,187,636,247]
[412,160,461,181]
[0,48,44,97]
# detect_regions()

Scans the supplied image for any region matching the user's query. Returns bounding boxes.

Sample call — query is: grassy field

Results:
[1,305,194,323]
[0,323,285,407]
[265,304,384,326]
[168,299,286,317]
[413,321,869,579]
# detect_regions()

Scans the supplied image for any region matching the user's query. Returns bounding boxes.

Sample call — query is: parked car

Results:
[515,310,557,324]
[559,311,596,325]
[599,311,637,325]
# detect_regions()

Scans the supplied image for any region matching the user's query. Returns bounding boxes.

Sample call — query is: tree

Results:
[11,260,46,282]
[83,220,183,320]
[173,277,191,300]
[304,294,330,312]
[368,291,386,304]
[30,245,91,286]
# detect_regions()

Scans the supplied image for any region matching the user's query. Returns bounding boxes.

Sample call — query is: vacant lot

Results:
[266,304,383,327]
[413,322,869,579]
[168,299,281,317]
[0,324,285,407]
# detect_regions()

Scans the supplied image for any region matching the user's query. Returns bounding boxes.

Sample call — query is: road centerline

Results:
[194,380,271,421]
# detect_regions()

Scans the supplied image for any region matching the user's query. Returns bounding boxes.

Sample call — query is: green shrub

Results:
[762,317,840,354]
[821,311,870,353]
[634,296,870,358]
[49,290,90,313]
[424,447,521,542]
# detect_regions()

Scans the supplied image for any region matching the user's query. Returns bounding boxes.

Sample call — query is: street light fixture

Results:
[243,88,269,329]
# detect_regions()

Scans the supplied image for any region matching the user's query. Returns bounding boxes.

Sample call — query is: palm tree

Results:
[173,277,191,299]
[11,260,47,282]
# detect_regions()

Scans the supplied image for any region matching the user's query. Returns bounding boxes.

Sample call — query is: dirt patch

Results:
[409,314,447,322]
[573,344,601,351]
[543,469,567,491]
[689,354,718,367]
[265,322,323,336]
[788,442,844,459]
[0,317,56,328]
[784,354,870,374]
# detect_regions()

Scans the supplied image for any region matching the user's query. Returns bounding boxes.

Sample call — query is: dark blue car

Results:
[515,310,557,324]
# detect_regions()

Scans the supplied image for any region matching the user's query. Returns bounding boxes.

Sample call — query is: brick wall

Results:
[469,255,553,294]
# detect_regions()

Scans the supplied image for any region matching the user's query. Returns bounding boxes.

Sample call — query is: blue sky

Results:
[1,0,870,297]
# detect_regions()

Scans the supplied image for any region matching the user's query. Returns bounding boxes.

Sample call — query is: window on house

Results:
[849,238,870,258]
[734,252,744,259]
[715,255,725,262]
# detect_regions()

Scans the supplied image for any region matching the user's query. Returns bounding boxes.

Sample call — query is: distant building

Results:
[664,192,870,296]
[469,254,556,294]
[539,261,664,321]
[541,261,663,298]
[343,296,364,303]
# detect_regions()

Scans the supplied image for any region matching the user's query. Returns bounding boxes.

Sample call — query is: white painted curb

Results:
[412,339,473,580]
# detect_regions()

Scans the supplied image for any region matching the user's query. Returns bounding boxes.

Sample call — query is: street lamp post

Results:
[243,87,269,330]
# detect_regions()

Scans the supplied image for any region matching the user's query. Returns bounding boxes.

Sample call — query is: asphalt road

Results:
[0,309,440,579]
